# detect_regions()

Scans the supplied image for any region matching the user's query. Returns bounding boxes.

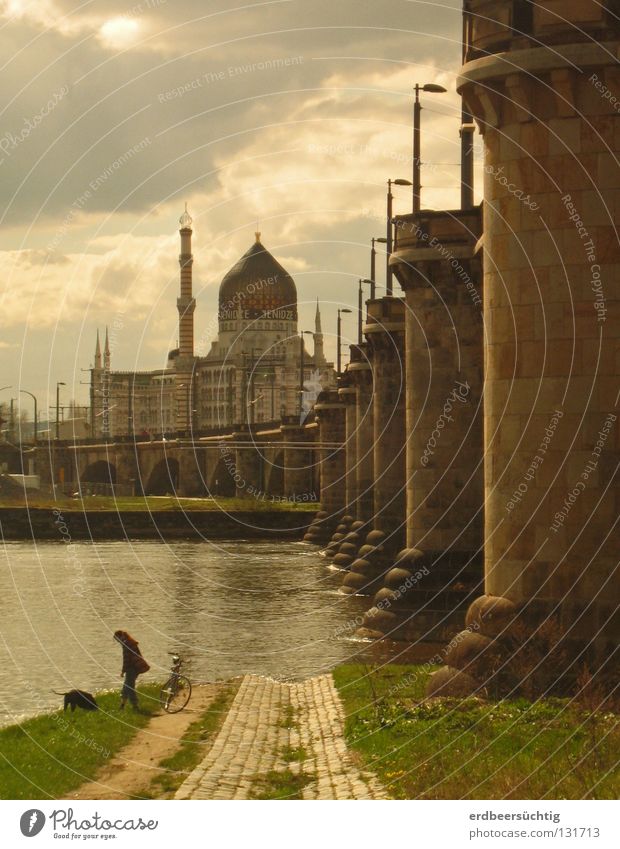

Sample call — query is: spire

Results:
[313,299,326,367]
[94,329,102,369]
[179,202,193,230]
[255,231,261,243]
[104,326,110,370]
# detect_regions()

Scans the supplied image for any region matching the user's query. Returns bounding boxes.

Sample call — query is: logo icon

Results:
[20,810,45,837]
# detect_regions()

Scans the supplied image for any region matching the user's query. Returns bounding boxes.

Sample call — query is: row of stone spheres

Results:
[304,0,619,699]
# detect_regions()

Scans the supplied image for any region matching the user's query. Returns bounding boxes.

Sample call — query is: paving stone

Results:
[174,673,387,800]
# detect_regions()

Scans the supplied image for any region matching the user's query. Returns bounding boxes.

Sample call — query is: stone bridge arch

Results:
[143,457,180,496]
[78,460,117,495]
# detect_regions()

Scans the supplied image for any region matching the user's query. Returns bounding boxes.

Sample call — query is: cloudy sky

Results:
[0,0,481,416]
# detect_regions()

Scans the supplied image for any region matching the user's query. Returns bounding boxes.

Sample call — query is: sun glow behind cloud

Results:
[98,16,141,50]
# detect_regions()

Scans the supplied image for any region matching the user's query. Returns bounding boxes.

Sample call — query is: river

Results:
[0,539,375,726]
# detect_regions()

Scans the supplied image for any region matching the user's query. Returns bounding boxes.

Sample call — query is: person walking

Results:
[113,630,150,710]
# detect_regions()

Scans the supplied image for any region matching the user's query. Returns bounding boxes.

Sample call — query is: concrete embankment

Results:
[0,507,312,541]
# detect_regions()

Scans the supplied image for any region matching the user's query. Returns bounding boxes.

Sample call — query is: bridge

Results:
[33,417,326,502]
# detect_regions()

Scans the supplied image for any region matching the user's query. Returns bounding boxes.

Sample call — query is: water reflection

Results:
[0,540,372,725]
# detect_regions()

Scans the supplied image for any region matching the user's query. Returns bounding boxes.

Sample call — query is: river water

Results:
[0,539,376,726]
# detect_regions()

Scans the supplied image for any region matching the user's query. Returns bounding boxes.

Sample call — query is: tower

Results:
[175,204,196,434]
[103,327,110,370]
[94,330,102,369]
[450,0,620,690]
[313,298,326,368]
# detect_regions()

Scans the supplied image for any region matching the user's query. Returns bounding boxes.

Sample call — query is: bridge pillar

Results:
[426,2,620,696]
[338,376,358,516]
[365,297,406,551]
[233,429,263,500]
[176,444,205,497]
[360,209,485,641]
[314,390,346,519]
[347,344,374,522]
[281,422,314,501]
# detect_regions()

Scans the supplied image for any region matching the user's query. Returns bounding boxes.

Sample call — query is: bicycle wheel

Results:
[163,674,192,713]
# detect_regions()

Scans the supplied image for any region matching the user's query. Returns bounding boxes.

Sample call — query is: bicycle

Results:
[160,653,192,713]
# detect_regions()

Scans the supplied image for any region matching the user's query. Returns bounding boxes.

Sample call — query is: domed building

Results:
[90,212,333,437]
[197,231,329,428]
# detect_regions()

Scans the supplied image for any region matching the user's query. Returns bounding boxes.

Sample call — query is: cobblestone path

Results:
[175,673,387,800]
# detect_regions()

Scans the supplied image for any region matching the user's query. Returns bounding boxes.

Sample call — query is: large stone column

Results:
[233,428,263,500]
[365,297,406,550]
[281,422,314,501]
[303,390,346,544]
[342,300,406,596]
[429,2,620,697]
[361,210,485,639]
[338,377,358,516]
[347,343,374,522]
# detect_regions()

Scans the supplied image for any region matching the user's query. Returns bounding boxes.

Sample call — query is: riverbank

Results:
[333,663,620,799]
[0,683,237,801]
[0,497,316,540]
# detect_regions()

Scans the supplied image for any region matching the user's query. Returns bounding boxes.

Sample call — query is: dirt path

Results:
[67,684,219,800]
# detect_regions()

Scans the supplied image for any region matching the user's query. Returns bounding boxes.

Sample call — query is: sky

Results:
[0,0,481,415]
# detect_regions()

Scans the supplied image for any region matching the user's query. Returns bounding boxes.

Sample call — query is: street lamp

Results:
[55,382,66,440]
[357,279,374,344]
[337,308,352,375]
[299,330,313,416]
[370,237,387,298]
[19,390,38,443]
[387,178,412,296]
[413,82,447,213]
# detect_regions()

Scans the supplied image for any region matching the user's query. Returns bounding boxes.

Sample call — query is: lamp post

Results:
[299,330,313,416]
[357,279,375,343]
[387,179,413,296]
[337,308,352,375]
[371,237,387,299]
[413,82,447,213]
[55,382,66,440]
[19,390,38,444]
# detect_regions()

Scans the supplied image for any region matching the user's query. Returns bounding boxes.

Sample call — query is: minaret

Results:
[313,298,326,367]
[94,329,102,369]
[177,203,195,358]
[175,204,196,435]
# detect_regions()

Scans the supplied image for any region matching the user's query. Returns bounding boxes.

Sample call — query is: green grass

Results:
[280,745,307,763]
[143,683,239,798]
[0,685,161,800]
[0,495,318,512]
[250,768,312,800]
[333,664,620,800]
[278,704,297,729]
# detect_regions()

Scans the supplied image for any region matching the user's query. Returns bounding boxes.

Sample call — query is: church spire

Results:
[104,326,110,370]
[94,329,102,369]
[315,297,322,334]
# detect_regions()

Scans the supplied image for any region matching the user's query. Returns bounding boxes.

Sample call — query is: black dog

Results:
[53,690,98,712]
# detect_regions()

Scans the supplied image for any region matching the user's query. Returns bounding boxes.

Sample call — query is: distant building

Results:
[90,209,333,437]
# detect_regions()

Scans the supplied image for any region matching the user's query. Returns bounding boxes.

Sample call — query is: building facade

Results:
[91,209,333,437]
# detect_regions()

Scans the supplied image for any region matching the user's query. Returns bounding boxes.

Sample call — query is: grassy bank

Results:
[0,495,318,512]
[333,664,620,800]
[0,686,160,800]
[142,683,238,799]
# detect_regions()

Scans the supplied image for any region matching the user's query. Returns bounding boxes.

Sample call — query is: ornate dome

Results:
[218,233,297,322]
